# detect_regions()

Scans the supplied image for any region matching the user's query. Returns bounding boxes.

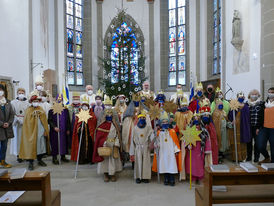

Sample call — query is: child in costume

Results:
[152,111,181,186]
[93,109,122,182]
[185,112,212,183]
[129,111,154,184]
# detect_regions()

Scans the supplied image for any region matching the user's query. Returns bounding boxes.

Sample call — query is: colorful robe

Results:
[71,109,97,163]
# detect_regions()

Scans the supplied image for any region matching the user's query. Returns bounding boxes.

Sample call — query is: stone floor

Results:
[1,152,273,206]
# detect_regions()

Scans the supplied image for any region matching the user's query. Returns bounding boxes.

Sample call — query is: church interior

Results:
[0,0,274,205]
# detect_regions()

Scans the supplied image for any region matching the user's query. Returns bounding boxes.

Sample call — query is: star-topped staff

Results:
[163,100,177,114]
[148,104,161,183]
[74,110,92,179]
[181,125,202,190]
[229,99,240,165]
[51,102,65,165]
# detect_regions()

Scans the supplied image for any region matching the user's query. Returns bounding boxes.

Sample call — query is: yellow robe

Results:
[19,106,49,159]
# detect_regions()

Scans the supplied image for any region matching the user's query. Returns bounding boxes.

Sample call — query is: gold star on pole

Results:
[148,105,161,120]
[163,100,177,113]
[181,125,202,147]
[76,110,91,123]
[230,99,240,111]
[51,102,64,115]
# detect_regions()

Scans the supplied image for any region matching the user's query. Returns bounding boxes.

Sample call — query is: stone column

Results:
[261,0,274,98]
[148,0,155,90]
[96,0,103,88]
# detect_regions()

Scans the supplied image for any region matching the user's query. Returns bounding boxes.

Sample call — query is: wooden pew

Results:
[0,171,60,206]
[195,166,274,206]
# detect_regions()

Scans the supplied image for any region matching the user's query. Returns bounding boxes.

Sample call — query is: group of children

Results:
[1,78,274,187]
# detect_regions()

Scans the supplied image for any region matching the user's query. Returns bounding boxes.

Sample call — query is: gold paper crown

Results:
[72,92,80,100]
[195,82,203,90]
[104,95,113,105]
[179,96,189,106]
[215,87,221,93]
[96,89,104,98]
[137,110,147,119]
[81,95,89,104]
[237,91,244,98]
[199,98,210,107]
[193,111,200,117]
[160,110,169,121]
[132,93,141,101]
[158,90,164,95]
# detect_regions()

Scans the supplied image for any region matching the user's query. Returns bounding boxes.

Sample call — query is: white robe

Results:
[40,102,52,118]
[129,125,154,179]
[97,123,122,175]
[158,130,180,174]
[10,99,29,156]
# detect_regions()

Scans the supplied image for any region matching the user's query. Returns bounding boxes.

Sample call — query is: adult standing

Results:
[0,84,15,168]
[80,85,96,106]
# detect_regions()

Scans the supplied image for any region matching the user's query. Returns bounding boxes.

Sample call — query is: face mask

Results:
[82,106,88,111]
[161,123,169,130]
[197,91,203,97]
[119,99,125,104]
[32,102,39,107]
[218,94,223,99]
[18,94,25,100]
[134,101,139,107]
[141,99,145,103]
[193,120,199,125]
[207,88,213,93]
[36,85,43,91]
[218,104,224,110]
[178,107,188,112]
[96,100,101,105]
[250,95,258,101]
[87,90,93,95]
[202,116,210,124]
[238,97,245,103]
[0,91,4,97]
[41,97,47,103]
[137,118,147,128]
[268,93,274,99]
[106,115,112,121]
[105,105,112,110]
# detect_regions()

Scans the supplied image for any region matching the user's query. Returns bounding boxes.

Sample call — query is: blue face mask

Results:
[193,120,199,125]
[137,118,146,128]
[179,106,188,112]
[202,116,210,124]
[106,115,112,122]
[197,91,203,97]
[218,104,224,110]
[141,99,145,103]
[238,97,244,103]
[161,123,169,130]
[133,101,139,107]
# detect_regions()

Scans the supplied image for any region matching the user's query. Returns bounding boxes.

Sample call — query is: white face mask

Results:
[18,94,25,100]
[119,99,124,104]
[218,94,223,99]
[36,85,43,91]
[41,97,47,102]
[250,95,258,101]
[0,91,4,97]
[268,93,274,99]
[177,88,182,92]
[87,90,93,95]
[32,102,39,107]
[82,106,88,111]
[105,105,112,110]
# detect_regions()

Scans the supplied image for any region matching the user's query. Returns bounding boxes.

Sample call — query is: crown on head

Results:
[137,110,147,119]
[104,95,113,105]
[132,93,141,102]
[96,89,104,98]
[199,106,211,115]
[193,111,200,117]
[237,91,245,98]
[195,82,203,90]
[199,98,210,107]
[179,96,189,106]
[81,95,89,105]
[160,110,169,121]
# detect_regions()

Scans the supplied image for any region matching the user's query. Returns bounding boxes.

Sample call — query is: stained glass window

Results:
[168,0,187,86]
[110,22,140,85]
[66,0,84,85]
[213,0,222,74]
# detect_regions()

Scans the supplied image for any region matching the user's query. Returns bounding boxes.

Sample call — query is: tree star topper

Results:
[230,99,240,111]
[76,110,91,123]
[51,102,64,115]
[148,105,161,121]
[163,100,177,113]
[181,125,202,147]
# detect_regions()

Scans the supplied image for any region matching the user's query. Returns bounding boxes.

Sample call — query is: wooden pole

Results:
[74,121,85,179]
[57,114,61,165]
[190,144,192,190]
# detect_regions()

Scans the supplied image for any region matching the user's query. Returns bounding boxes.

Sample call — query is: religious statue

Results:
[231,10,244,50]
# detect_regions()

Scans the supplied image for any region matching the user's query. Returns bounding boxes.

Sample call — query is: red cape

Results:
[205,122,219,165]
[92,121,112,163]
[70,109,97,161]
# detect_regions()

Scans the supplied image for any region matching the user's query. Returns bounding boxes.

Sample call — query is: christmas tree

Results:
[99,10,146,102]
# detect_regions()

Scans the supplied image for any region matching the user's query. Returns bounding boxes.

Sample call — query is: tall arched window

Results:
[66,0,84,86]
[168,0,186,86]
[111,22,139,85]
[213,0,222,74]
